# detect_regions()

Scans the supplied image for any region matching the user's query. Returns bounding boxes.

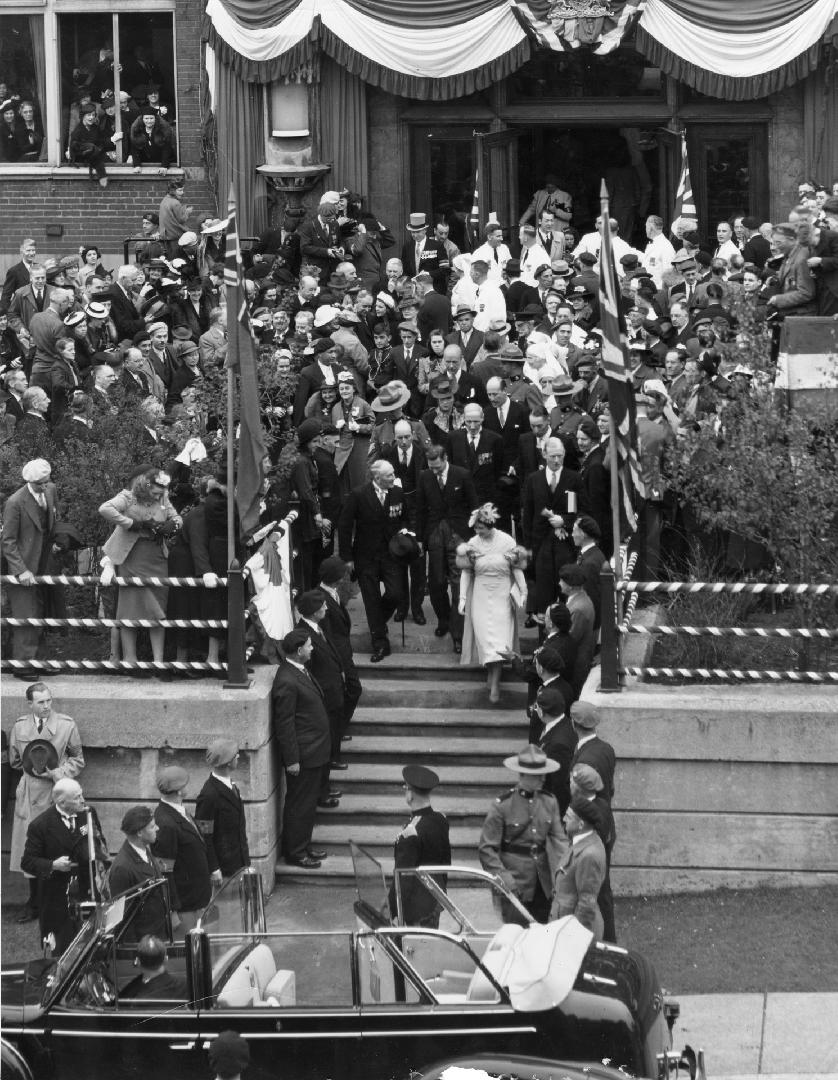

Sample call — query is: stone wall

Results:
[366,88,407,243]
[768,83,806,221]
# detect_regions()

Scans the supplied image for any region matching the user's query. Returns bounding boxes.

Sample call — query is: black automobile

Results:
[1,852,696,1080]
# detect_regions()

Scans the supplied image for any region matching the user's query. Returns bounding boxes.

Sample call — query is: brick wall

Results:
[0,0,217,276]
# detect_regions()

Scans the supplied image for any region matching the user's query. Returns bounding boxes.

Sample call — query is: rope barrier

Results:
[0,574,228,587]
[619,549,639,583]
[618,592,640,633]
[617,580,838,596]
[621,625,838,639]
[623,665,838,683]
[2,618,228,630]
[1,660,227,674]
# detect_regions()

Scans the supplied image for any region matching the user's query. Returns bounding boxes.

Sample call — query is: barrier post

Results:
[599,561,621,692]
[224,559,250,689]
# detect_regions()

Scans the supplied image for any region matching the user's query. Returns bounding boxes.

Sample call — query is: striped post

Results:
[624,666,838,683]
[617,581,838,596]
[599,560,621,692]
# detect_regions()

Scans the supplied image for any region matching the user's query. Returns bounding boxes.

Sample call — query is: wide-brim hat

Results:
[431,377,455,398]
[503,744,560,775]
[21,739,60,777]
[389,532,420,563]
[453,304,478,319]
[313,305,341,328]
[488,319,511,335]
[515,304,544,321]
[551,375,575,397]
[372,381,411,412]
[499,345,525,362]
[552,260,574,278]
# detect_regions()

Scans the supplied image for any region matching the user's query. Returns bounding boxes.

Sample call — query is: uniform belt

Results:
[501,842,545,857]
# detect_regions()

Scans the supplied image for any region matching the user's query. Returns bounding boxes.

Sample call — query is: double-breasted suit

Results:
[522,466,585,612]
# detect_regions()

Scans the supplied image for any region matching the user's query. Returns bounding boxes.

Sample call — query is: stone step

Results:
[354,654,525,682]
[336,763,515,796]
[357,679,527,710]
[315,792,494,827]
[309,821,482,860]
[348,707,525,740]
[340,734,523,766]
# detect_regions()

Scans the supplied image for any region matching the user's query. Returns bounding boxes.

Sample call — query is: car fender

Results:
[1,1037,35,1080]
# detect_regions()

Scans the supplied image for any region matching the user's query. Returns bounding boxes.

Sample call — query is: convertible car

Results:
[1,850,700,1080]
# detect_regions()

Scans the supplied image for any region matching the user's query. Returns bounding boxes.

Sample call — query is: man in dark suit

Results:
[292,339,339,426]
[415,272,451,344]
[521,437,585,615]
[740,215,771,269]
[296,590,349,780]
[194,739,250,880]
[381,421,428,623]
[253,209,303,278]
[121,935,188,1000]
[1,458,58,671]
[107,266,145,341]
[1,237,39,311]
[400,212,450,278]
[390,322,427,418]
[298,202,344,279]
[272,629,333,868]
[338,460,411,662]
[21,779,105,954]
[415,445,479,652]
[445,306,484,369]
[318,556,363,740]
[449,403,504,511]
[388,764,451,927]
[573,514,607,629]
[536,685,577,816]
[482,376,528,528]
[107,805,169,941]
[513,407,552,482]
[570,701,617,942]
[152,766,214,932]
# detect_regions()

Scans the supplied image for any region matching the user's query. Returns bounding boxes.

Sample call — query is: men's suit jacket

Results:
[271,660,332,768]
[484,399,529,469]
[390,344,427,391]
[320,591,357,673]
[2,261,37,310]
[540,716,578,816]
[293,362,332,426]
[338,482,411,566]
[741,234,771,269]
[400,238,449,278]
[417,292,452,343]
[105,284,144,340]
[577,543,606,626]
[297,619,345,718]
[514,432,548,482]
[521,466,584,551]
[298,216,341,277]
[8,283,51,332]
[21,805,101,938]
[107,840,169,941]
[381,443,427,512]
[152,800,212,912]
[1,481,56,575]
[573,376,608,417]
[448,427,504,504]
[571,735,616,803]
[415,464,479,543]
[194,773,250,877]
[445,329,484,368]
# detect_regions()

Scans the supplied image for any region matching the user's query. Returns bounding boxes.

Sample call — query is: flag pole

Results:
[599,180,623,586]
[226,367,235,567]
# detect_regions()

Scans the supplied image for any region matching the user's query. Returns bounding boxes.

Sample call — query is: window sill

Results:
[0,164,184,180]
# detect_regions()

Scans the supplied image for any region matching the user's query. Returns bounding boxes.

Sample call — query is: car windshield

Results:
[196,867,265,936]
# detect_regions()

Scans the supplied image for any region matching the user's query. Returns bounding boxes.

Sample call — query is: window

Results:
[0,6,178,170]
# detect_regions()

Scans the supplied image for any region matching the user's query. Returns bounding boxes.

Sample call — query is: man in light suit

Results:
[7,264,51,333]
[415,445,479,652]
[1,458,59,672]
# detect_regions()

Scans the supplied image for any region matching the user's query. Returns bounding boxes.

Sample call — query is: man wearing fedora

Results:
[107,805,169,941]
[339,459,411,663]
[446,304,484,369]
[152,765,215,932]
[9,682,84,923]
[388,764,450,927]
[368,380,431,460]
[400,213,449,279]
[478,745,566,924]
[421,377,463,453]
[194,739,251,881]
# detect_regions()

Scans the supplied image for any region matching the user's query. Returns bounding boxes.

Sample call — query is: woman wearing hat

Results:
[332,370,374,493]
[99,466,182,668]
[457,503,527,702]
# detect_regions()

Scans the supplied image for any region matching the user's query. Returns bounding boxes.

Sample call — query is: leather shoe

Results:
[329,760,348,770]
[452,640,462,655]
[370,642,391,663]
[16,905,38,923]
[286,854,321,869]
[317,797,340,809]
[341,734,352,742]
[393,610,406,622]
[412,611,426,625]
[307,847,328,860]
[434,624,449,637]
[327,788,343,798]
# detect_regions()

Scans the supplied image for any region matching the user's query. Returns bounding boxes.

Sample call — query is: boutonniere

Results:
[478,452,492,465]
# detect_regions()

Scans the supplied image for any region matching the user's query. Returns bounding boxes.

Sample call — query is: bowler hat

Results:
[121,805,154,834]
[402,764,439,792]
[502,744,559,775]
[431,377,455,399]
[21,739,59,778]
[388,532,420,564]
[372,381,411,412]
[156,765,189,794]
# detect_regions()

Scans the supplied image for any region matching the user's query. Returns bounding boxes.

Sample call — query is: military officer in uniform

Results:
[388,764,450,927]
[478,745,567,924]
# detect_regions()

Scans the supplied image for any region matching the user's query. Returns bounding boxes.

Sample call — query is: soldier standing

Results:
[388,765,450,927]
[478,745,567,923]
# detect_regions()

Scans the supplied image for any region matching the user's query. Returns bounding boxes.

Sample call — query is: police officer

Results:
[388,764,451,927]
[478,745,567,923]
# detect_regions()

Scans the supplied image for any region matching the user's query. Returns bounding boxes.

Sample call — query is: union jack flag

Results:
[672,131,697,222]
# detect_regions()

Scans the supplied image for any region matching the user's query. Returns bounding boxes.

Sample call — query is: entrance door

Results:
[409,125,487,252]
[476,130,520,237]
[686,123,769,229]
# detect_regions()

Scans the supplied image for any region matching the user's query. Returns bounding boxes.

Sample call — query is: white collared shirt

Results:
[27,483,47,508]
[540,713,567,738]
[129,841,151,863]
[211,771,233,789]
[320,583,339,603]
[286,658,305,672]
[301,616,322,636]
[572,829,595,847]
[576,732,597,749]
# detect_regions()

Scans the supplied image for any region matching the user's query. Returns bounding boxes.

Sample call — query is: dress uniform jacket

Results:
[106,840,169,941]
[551,830,606,935]
[478,787,566,902]
[152,801,212,914]
[387,804,451,926]
[194,774,250,878]
[448,428,504,505]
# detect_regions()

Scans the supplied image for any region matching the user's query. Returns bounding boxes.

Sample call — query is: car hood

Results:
[1,959,53,1023]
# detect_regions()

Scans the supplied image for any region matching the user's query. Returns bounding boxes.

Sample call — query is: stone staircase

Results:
[274,601,538,885]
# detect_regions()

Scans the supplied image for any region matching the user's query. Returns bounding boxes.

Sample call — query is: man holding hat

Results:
[272,628,332,868]
[107,806,169,941]
[194,740,251,880]
[2,458,59,673]
[368,380,431,461]
[478,745,566,923]
[9,683,84,922]
[387,764,450,927]
[152,765,214,931]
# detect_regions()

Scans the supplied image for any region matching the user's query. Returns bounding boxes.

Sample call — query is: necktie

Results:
[471,437,478,454]
[65,815,76,833]
[377,487,386,506]
[437,473,445,490]
[549,471,557,493]
[35,289,43,308]
[37,719,44,734]
[493,249,499,263]
[545,234,552,248]
[401,449,408,466]
[416,243,422,269]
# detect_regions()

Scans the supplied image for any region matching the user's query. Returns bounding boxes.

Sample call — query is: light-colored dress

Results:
[460,529,527,666]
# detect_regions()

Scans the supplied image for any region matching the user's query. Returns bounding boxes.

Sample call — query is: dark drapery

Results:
[212,59,269,236]
[318,57,368,198]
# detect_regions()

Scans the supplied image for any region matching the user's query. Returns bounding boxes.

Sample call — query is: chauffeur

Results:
[478,745,566,924]
[388,764,451,927]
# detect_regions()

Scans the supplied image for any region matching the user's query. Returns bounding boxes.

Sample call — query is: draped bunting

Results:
[203,0,838,101]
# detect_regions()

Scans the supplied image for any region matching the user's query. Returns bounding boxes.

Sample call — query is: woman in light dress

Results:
[457,503,528,703]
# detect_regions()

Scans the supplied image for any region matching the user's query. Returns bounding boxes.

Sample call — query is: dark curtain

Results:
[318,56,368,199]
[213,58,269,236]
